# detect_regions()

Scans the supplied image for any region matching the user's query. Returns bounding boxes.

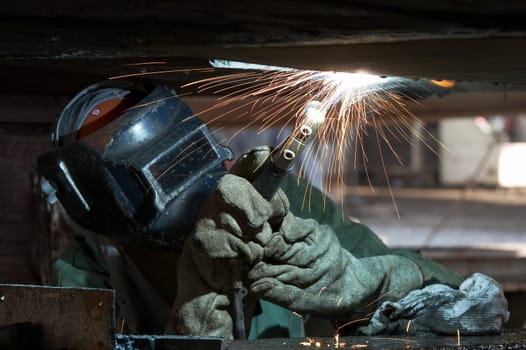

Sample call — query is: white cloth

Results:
[359,273,510,335]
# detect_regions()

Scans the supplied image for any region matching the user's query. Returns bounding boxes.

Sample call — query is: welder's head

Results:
[37,80,232,249]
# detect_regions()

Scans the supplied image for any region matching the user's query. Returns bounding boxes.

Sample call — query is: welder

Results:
[37,79,509,339]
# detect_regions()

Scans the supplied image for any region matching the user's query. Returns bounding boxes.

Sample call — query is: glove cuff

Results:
[386,257,425,300]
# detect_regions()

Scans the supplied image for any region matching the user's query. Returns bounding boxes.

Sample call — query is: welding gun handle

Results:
[251,160,288,201]
[232,280,248,339]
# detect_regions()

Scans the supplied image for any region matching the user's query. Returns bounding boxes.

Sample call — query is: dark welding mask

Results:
[37,80,232,249]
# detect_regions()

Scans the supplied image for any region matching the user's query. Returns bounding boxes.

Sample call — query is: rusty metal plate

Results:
[0,284,114,350]
[115,334,226,350]
[229,331,526,350]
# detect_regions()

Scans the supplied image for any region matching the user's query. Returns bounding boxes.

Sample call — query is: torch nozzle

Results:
[251,100,326,200]
[273,101,326,171]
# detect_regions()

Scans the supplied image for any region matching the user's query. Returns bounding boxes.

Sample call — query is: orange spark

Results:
[336,317,370,332]
[120,61,168,66]
[109,67,214,80]
[430,79,456,88]
[119,318,126,334]
[105,60,444,211]
[372,337,417,343]
[334,333,347,348]
[406,319,412,333]
[182,67,440,209]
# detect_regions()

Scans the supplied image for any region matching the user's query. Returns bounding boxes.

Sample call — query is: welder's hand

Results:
[189,172,289,263]
[172,233,237,337]
[182,145,289,265]
[248,215,425,319]
[172,146,289,338]
[358,272,509,335]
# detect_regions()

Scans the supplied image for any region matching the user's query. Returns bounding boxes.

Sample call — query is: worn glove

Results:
[172,147,289,338]
[358,272,509,335]
[248,214,424,319]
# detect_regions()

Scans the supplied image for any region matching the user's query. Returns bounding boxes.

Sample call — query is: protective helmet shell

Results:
[38,80,232,249]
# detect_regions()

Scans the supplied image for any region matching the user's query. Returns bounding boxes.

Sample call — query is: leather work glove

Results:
[358,272,509,335]
[172,147,289,338]
[248,214,425,320]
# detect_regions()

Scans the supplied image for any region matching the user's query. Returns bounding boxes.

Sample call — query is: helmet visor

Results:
[134,123,231,211]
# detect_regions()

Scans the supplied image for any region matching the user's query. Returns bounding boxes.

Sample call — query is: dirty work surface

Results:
[228,330,526,349]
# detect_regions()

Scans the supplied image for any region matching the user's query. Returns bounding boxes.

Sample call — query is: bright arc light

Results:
[210,59,384,87]
[305,101,327,125]
[209,59,395,111]
[187,58,435,209]
[210,59,387,105]
[313,71,390,108]
[322,71,384,90]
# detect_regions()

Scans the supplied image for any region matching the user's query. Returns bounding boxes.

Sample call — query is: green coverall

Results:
[51,175,463,338]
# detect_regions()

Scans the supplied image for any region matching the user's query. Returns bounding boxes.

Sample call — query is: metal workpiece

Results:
[115,334,226,350]
[0,284,114,350]
[0,284,226,350]
[227,331,526,350]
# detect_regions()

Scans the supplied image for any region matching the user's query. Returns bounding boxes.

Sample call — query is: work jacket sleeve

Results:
[280,175,464,288]
[50,235,112,289]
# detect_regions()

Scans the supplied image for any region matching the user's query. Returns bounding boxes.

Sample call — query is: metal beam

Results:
[1,1,526,86]
[2,89,526,125]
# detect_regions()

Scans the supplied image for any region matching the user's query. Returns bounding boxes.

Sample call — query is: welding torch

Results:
[231,100,327,339]
[252,100,327,199]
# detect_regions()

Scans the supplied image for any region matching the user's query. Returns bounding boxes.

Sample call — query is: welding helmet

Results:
[37,80,232,249]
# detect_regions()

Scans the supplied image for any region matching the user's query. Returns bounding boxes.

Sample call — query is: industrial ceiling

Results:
[2,0,526,122]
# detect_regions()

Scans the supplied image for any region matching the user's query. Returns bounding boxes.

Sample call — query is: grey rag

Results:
[359,272,509,335]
